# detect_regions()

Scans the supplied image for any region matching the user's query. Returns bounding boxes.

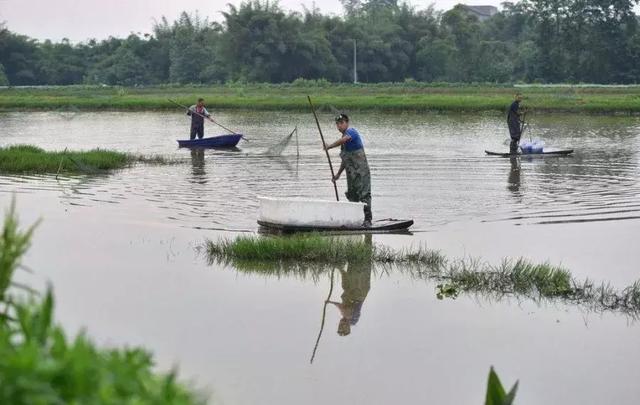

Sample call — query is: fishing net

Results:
[263,127,299,156]
[55,148,101,178]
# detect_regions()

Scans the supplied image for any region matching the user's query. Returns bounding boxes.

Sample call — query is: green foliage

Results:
[37,39,87,85]
[205,233,446,267]
[0,145,171,174]
[206,234,374,264]
[0,26,41,85]
[205,234,640,317]
[0,200,37,311]
[485,367,518,405]
[4,84,640,113]
[3,0,640,85]
[436,283,459,300]
[0,63,9,86]
[0,204,204,404]
[0,289,203,405]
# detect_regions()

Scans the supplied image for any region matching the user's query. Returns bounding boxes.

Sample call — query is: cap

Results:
[335,113,349,123]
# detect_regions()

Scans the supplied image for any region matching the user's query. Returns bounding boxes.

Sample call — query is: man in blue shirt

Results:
[324,113,372,226]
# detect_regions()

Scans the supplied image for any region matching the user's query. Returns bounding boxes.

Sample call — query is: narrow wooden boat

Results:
[177,134,243,148]
[258,218,414,234]
[485,148,574,157]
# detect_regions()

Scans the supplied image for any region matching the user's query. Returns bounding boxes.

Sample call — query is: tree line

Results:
[1,0,639,86]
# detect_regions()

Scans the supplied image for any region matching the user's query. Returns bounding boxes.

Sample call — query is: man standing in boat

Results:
[324,113,372,227]
[187,98,215,140]
[507,93,525,154]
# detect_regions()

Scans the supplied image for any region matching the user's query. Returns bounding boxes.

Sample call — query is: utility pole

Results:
[353,39,358,84]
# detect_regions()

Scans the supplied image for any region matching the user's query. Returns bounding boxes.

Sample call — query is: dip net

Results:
[263,127,299,157]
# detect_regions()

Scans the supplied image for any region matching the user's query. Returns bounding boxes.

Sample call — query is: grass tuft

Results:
[205,234,373,266]
[0,144,174,174]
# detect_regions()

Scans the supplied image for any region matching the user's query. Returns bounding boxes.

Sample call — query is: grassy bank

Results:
[0,204,204,404]
[204,234,640,316]
[0,145,169,174]
[3,83,640,113]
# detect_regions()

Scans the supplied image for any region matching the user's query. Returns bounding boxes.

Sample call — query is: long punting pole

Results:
[308,96,340,201]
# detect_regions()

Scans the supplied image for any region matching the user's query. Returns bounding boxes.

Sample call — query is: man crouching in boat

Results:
[187,98,215,140]
[507,93,525,154]
[324,113,372,227]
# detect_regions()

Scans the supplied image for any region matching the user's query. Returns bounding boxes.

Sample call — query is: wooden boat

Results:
[257,196,413,233]
[177,134,243,148]
[485,148,574,157]
[258,218,414,234]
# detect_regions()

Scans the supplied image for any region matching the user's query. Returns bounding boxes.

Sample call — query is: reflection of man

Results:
[328,236,373,336]
[507,156,521,194]
[190,148,205,177]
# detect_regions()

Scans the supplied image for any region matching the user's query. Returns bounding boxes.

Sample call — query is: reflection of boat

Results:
[177,134,243,148]
[257,196,413,233]
[485,148,573,157]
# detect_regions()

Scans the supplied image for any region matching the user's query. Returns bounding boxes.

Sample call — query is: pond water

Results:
[1,111,639,404]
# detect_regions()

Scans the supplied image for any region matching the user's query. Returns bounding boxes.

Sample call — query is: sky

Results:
[0,0,502,42]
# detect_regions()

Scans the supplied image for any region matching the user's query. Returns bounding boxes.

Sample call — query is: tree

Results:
[37,39,87,84]
[166,12,223,84]
[0,63,8,86]
[441,5,483,81]
[0,26,41,85]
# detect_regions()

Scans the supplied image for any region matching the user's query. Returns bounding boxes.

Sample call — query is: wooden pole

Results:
[308,96,340,201]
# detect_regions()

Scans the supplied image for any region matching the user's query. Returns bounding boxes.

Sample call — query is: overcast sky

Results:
[0,0,502,42]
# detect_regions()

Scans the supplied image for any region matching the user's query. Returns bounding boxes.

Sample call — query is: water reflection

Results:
[190,148,206,182]
[328,235,372,336]
[507,157,522,197]
[308,235,373,363]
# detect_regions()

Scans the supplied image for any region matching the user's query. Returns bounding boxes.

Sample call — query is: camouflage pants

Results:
[341,149,372,221]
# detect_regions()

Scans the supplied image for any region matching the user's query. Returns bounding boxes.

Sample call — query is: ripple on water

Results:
[1,111,639,230]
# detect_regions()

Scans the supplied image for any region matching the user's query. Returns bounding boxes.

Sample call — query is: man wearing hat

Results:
[324,113,372,226]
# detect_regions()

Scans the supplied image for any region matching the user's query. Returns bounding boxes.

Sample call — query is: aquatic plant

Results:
[425,258,573,300]
[205,234,372,263]
[205,234,445,267]
[485,367,518,405]
[203,234,640,317]
[0,145,173,174]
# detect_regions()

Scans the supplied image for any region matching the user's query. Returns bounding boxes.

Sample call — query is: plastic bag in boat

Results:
[531,140,544,153]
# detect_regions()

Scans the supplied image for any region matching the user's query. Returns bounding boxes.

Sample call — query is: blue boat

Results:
[177,134,243,148]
